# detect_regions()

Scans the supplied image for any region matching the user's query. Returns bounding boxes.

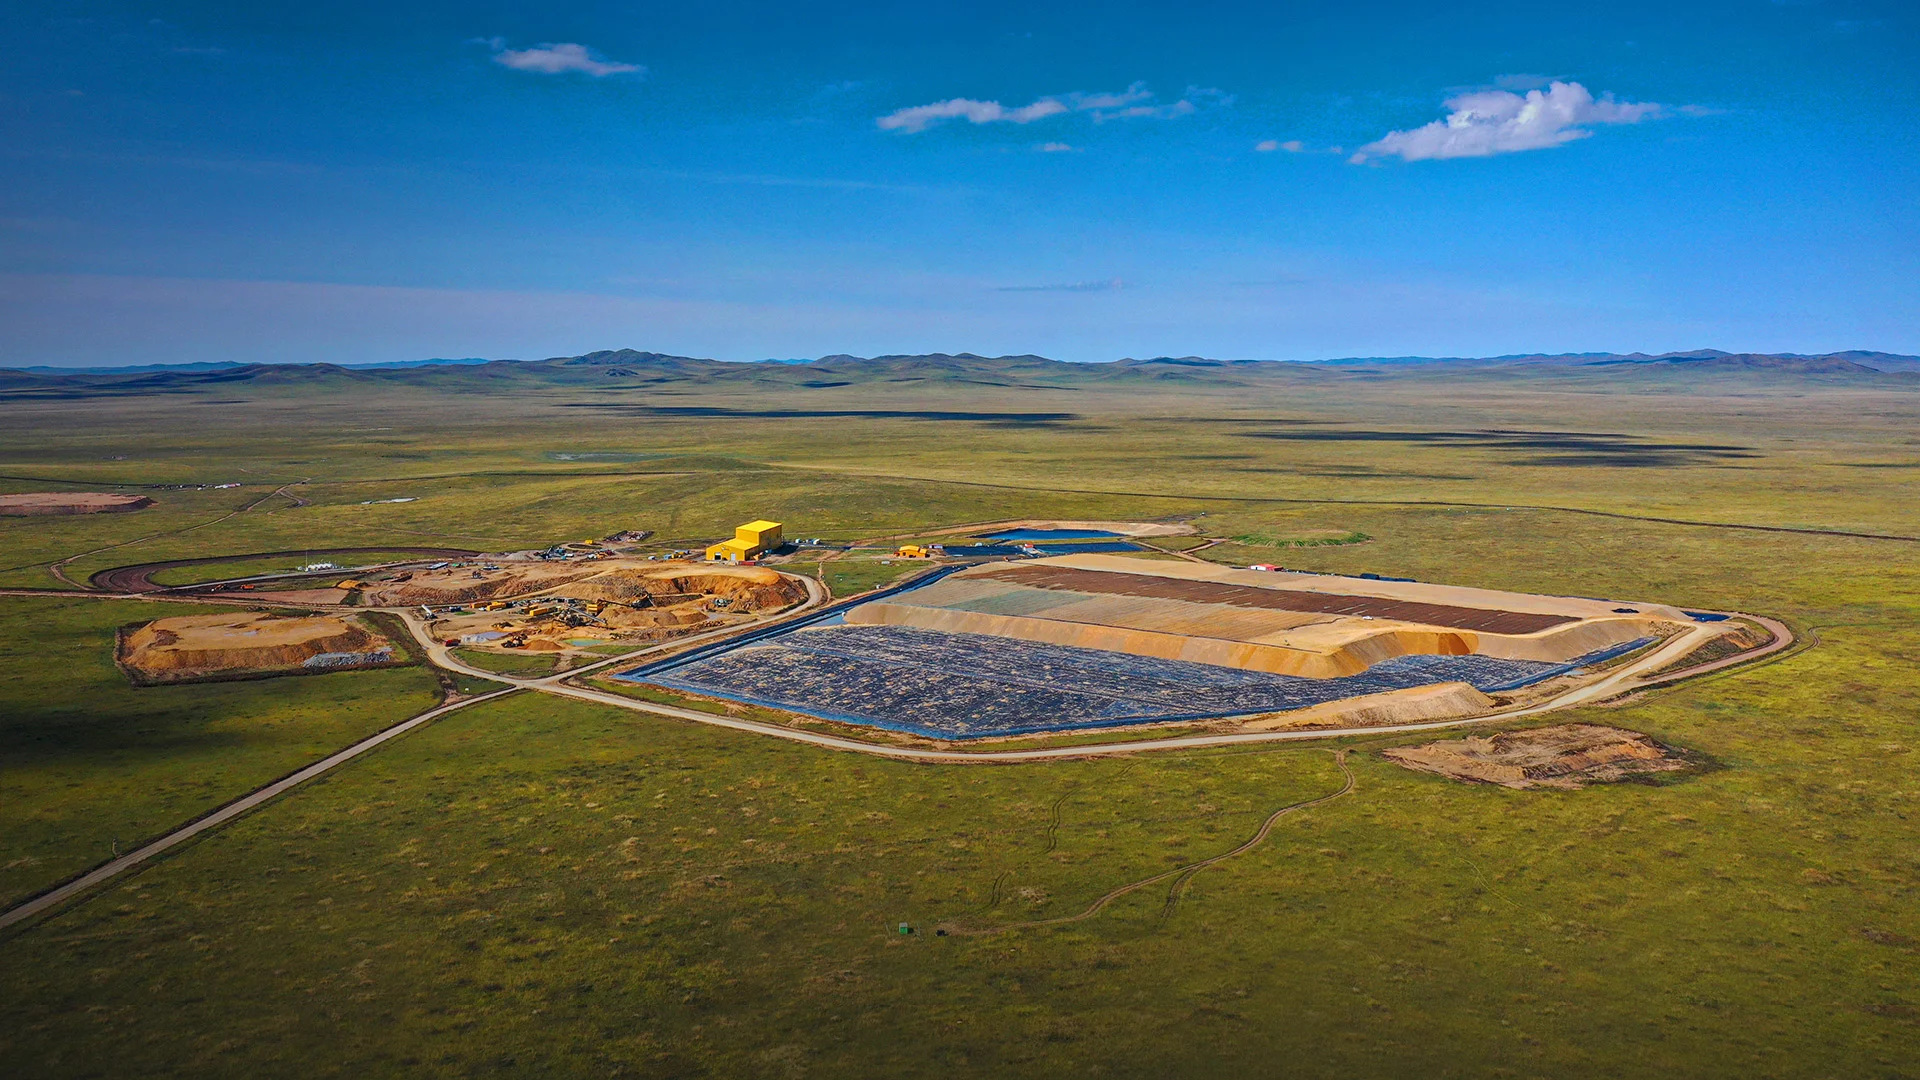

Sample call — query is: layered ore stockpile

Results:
[620,554,1690,739]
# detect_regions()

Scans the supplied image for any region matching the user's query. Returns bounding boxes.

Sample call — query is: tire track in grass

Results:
[942,749,1354,937]
[1041,783,1081,854]
[26,480,311,586]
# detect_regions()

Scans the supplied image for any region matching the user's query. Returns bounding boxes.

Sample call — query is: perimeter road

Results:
[0,578,1789,931]
[406,606,1793,764]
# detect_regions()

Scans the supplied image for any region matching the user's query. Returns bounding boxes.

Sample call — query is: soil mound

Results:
[1381,724,1696,790]
[365,560,805,613]
[120,612,398,684]
[1648,621,1777,677]
[0,492,153,516]
[1242,682,1494,730]
[541,566,803,612]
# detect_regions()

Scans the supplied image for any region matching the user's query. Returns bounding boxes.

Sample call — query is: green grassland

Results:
[1,357,1918,1076]
[807,553,938,598]
[449,647,560,678]
[145,550,450,588]
[0,595,444,909]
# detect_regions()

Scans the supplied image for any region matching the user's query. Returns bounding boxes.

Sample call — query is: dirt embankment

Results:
[1,492,153,516]
[1646,621,1777,677]
[546,567,806,612]
[1241,682,1494,731]
[367,560,807,614]
[1381,724,1698,790]
[119,611,399,684]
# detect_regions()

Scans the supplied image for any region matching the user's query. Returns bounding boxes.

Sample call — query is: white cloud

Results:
[876,96,1067,133]
[1255,139,1305,153]
[877,81,1223,133]
[1037,142,1077,153]
[1351,81,1664,163]
[490,42,643,77]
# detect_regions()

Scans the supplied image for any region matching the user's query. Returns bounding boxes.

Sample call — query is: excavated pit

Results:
[1380,724,1700,790]
[119,611,400,684]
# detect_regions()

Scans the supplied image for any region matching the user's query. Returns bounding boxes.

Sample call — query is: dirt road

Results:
[0,688,515,934]
[0,572,1784,934]
[405,607,1776,764]
[89,546,479,593]
[35,481,312,588]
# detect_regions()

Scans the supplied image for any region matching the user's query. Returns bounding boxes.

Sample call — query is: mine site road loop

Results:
[0,570,1792,934]
[405,607,1794,764]
[87,546,483,593]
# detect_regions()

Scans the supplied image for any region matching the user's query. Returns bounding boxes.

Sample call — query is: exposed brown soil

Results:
[365,559,805,614]
[974,563,1576,634]
[1380,723,1697,790]
[1646,622,1777,677]
[119,611,400,684]
[0,492,153,516]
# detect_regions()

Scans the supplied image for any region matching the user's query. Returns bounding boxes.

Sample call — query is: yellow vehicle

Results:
[895,544,932,558]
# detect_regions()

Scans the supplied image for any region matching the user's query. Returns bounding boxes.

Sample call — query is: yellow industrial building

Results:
[706,520,783,563]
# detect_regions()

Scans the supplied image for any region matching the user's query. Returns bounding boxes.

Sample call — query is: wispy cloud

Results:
[1351,81,1665,163]
[877,97,1067,132]
[1037,142,1077,153]
[878,82,1223,133]
[482,40,644,77]
[1255,139,1305,153]
[997,279,1126,292]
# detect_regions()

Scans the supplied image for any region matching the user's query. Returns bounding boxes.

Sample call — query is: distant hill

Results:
[13,357,494,375]
[3,348,1915,400]
[1297,349,1920,373]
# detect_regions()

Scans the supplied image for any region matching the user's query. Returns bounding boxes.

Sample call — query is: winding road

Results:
[0,561,1793,934]
[89,546,480,593]
[408,604,1790,763]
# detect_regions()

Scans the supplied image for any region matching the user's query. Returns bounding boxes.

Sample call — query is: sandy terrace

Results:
[410,559,809,654]
[360,558,804,612]
[120,612,397,683]
[845,553,1685,678]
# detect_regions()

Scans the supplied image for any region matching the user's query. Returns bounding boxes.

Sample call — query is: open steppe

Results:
[1,354,1918,1077]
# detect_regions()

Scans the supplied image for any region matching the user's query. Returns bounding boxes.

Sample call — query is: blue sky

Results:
[2,0,1915,365]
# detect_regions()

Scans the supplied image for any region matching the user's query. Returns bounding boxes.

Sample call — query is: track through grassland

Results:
[941,749,1355,936]
[0,572,1789,936]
